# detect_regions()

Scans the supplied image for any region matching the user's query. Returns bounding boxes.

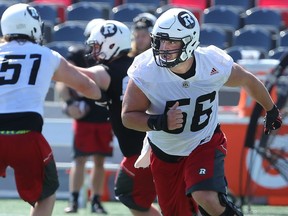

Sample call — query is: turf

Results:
[0,199,287,216]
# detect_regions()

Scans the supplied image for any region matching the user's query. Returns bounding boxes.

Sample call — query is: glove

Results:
[264,105,282,135]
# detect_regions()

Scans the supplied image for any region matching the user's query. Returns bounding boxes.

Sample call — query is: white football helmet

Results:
[1,3,43,44]
[83,18,105,38]
[151,8,200,68]
[86,20,131,61]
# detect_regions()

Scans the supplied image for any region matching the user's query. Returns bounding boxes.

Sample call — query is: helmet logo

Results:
[178,11,195,29]
[27,6,40,21]
[101,23,117,38]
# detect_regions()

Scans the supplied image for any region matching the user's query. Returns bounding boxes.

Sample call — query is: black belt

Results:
[149,124,221,163]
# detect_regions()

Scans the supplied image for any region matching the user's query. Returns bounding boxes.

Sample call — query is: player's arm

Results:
[121,79,151,132]
[52,57,101,100]
[74,65,111,91]
[224,62,274,112]
[225,62,282,134]
[75,65,111,106]
[122,79,183,132]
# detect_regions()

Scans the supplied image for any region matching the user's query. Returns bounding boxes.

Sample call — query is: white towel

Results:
[134,136,151,168]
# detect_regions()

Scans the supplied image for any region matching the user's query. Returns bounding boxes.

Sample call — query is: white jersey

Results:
[128,45,233,156]
[0,41,61,116]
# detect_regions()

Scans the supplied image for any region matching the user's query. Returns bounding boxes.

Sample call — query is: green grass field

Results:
[0,199,287,216]
[0,199,130,216]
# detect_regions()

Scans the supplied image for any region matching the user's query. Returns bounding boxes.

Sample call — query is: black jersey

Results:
[105,55,145,157]
[65,87,110,123]
[78,97,110,123]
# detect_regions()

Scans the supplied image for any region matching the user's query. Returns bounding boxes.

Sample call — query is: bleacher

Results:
[1,1,286,55]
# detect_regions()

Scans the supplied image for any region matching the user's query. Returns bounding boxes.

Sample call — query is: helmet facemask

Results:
[86,40,107,64]
[152,33,193,68]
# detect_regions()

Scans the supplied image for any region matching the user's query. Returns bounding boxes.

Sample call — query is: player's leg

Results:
[115,156,161,216]
[196,192,243,216]
[30,194,56,216]
[193,190,224,215]
[12,132,59,216]
[186,126,243,216]
[130,205,161,216]
[90,122,113,214]
[65,121,96,213]
[90,154,107,214]
[65,156,87,213]
[30,161,59,216]
[149,152,195,216]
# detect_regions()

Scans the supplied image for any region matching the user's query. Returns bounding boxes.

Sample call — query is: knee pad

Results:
[198,193,243,216]
[218,193,243,216]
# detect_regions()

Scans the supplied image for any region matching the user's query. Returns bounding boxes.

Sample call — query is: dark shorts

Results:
[0,131,59,206]
[150,129,227,216]
[73,121,113,158]
[185,131,227,195]
[114,155,157,211]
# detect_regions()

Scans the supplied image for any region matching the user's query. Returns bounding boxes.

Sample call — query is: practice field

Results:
[0,199,287,216]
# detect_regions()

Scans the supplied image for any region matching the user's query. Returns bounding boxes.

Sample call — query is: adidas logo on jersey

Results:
[210,67,218,75]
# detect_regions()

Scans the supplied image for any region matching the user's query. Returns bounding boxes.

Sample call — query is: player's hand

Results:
[64,101,90,119]
[167,101,183,130]
[264,105,282,135]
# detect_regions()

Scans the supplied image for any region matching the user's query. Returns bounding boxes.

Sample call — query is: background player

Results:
[56,44,113,214]
[0,3,102,216]
[75,20,162,216]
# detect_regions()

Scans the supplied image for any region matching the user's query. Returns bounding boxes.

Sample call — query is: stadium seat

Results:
[77,0,117,8]
[168,0,209,10]
[279,30,288,47]
[30,3,60,25]
[0,3,10,20]
[66,2,107,21]
[243,7,284,34]
[232,26,274,53]
[268,47,288,59]
[42,22,53,44]
[225,46,267,62]
[46,41,78,58]
[123,0,161,8]
[225,46,243,62]
[203,6,243,30]
[53,21,87,43]
[211,0,254,12]
[47,42,86,58]
[200,25,229,49]
[111,4,147,24]
[30,2,66,23]
[202,6,242,45]
[155,4,203,22]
